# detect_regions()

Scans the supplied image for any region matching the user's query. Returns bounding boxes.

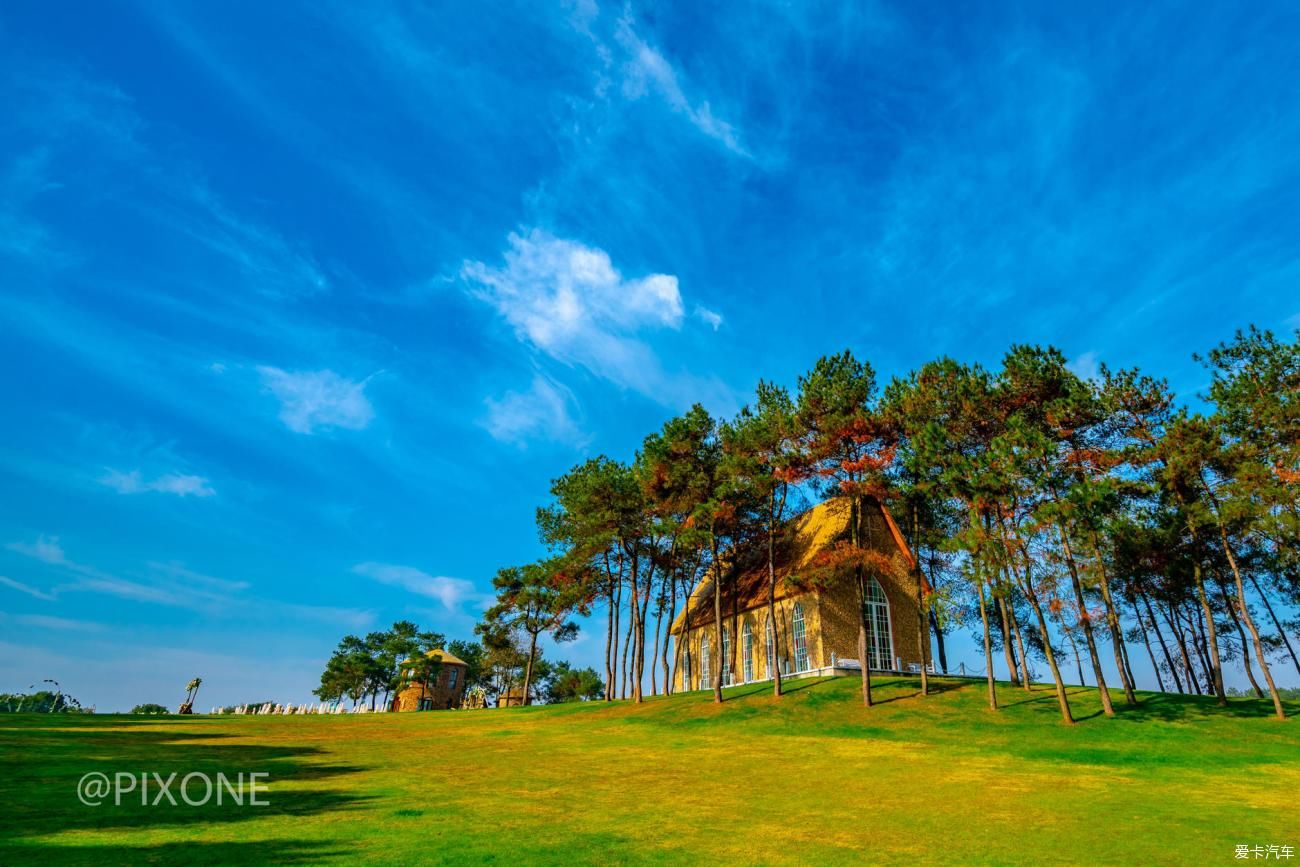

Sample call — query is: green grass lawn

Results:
[2,676,1297,864]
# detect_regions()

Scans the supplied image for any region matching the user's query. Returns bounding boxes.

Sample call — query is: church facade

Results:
[670,497,928,692]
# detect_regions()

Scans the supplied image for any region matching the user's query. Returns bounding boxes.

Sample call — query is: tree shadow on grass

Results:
[0,715,371,861]
[1112,691,1298,723]
[869,677,965,704]
[0,838,347,865]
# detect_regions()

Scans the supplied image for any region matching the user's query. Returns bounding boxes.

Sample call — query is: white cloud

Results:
[7,536,67,565]
[99,469,215,497]
[184,183,330,300]
[694,305,723,330]
[463,229,731,411]
[6,536,367,628]
[0,575,57,601]
[484,375,585,447]
[4,613,104,631]
[352,562,478,611]
[1067,350,1101,383]
[569,8,754,156]
[258,366,376,434]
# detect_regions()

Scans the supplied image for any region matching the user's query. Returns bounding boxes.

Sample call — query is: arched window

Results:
[863,578,894,670]
[699,633,711,689]
[721,628,733,686]
[742,621,754,682]
[792,603,809,672]
[764,616,775,679]
[682,645,692,691]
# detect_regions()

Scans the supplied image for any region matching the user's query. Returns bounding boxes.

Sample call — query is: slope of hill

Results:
[2,676,1296,864]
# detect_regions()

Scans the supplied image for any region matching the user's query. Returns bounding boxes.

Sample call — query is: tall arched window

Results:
[863,578,894,670]
[721,628,733,686]
[742,621,754,683]
[699,633,711,689]
[792,603,809,672]
[682,645,692,691]
[764,616,775,678]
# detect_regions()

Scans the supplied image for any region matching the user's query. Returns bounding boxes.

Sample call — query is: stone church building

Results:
[671,497,928,692]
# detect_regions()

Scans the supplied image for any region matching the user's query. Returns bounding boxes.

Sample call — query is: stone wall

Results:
[817,568,926,671]
[673,567,926,689]
[673,591,826,692]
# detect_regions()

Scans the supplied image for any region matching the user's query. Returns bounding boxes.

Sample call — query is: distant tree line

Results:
[313,620,603,708]
[477,326,1297,722]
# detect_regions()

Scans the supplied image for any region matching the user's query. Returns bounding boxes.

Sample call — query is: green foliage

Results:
[540,661,605,703]
[0,691,87,713]
[129,703,170,715]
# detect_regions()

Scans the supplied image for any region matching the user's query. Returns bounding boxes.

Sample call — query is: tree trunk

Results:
[1247,571,1300,678]
[1141,592,1181,693]
[636,555,654,703]
[974,565,998,711]
[1218,576,1264,698]
[711,536,724,704]
[911,502,929,696]
[853,498,872,707]
[1010,604,1032,689]
[1022,576,1075,724]
[1132,600,1166,693]
[1165,602,1200,694]
[768,498,783,698]
[1211,512,1286,719]
[1000,515,1073,724]
[629,557,642,703]
[1088,533,1138,704]
[611,573,623,700]
[621,591,634,700]
[930,607,949,673]
[1056,520,1113,716]
[1192,603,1220,694]
[605,573,616,702]
[996,590,1021,686]
[650,574,663,697]
[1192,565,1226,703]
[522,632,538,707]
[662,574,676,696]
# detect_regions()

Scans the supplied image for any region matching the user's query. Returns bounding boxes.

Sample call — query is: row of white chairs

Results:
[211,702,390,715]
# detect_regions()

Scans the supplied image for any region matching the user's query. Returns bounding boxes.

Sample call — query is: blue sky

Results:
[2,1,1297,709]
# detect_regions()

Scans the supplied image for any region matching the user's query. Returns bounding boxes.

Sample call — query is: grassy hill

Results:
[2,676,1297,864]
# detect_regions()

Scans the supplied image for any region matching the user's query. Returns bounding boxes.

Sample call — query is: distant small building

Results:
[496,686,531,708]
[394,649,469,711]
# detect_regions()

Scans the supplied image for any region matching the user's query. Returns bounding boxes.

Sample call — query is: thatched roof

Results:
[669,496,921,635]
[402,649,469,669]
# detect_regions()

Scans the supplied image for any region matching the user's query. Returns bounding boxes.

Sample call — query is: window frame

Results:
[792,603,809,673]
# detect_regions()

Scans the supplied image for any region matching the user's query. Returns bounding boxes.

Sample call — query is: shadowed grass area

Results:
[1,676,1296,864]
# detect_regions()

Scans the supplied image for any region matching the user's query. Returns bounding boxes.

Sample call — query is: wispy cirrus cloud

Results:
[99,469,216,497]
[567,2,749,157]
[352,562,480,611]
[612,14,747,157]
[258,366,376,434]
[6,536,370,628]
[7,535,67,565]
[2,612,104,631]
[0,575,57,602]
